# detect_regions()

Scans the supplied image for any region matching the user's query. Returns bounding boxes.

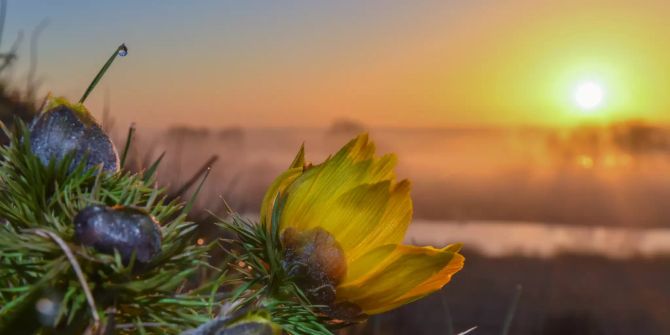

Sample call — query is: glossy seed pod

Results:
[74,205,161,264]
[29,99,119,173]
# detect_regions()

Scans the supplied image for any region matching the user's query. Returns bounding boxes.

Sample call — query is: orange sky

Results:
[8,0,670,129]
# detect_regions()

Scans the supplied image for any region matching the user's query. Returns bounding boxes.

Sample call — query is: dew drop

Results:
[36,298,55,315]
[36,296,60,326]
[117,44,128,57]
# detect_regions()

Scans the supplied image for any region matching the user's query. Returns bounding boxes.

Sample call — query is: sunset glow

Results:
[6,1,670,128]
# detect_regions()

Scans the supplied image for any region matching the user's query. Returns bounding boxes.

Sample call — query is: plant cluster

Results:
[0,43,465,335]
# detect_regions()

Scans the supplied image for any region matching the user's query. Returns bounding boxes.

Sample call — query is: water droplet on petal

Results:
[117,44,128,57]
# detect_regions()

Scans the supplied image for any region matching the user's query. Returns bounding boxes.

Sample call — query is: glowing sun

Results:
[574,81,605,111]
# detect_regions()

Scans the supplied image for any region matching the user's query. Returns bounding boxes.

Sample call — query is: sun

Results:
[574,81,605,111]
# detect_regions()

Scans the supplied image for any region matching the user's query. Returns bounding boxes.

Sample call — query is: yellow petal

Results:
[260,167,302,226]
[336,244,464,315]
[277,134,411,259]
[288,143,306,169]
[327,180,412,262]
[342,244,397,284]
[260,144,306,226]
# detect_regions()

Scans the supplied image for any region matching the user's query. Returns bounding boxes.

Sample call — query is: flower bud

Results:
[74,205,161,264]
[30,97,119,173]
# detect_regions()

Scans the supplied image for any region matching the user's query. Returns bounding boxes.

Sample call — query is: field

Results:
[350,253,670,335]
[129,122,670,228]
[123,123,670,334]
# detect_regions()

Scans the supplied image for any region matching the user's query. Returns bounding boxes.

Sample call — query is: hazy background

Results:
[5,1,670,334]
[7,0,670,129]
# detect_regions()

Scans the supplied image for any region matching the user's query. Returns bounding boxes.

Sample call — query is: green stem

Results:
[79,43,127,104]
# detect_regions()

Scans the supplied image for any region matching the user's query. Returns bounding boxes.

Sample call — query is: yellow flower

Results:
[260,134,464,317]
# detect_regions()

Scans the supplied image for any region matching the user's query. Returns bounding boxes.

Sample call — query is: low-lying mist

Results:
[125,120,670,228]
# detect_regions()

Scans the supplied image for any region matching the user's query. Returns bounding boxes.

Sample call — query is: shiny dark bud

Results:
[29,98,119,173]
[74,205,161,264]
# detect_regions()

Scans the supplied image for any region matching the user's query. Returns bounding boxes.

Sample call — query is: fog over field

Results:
[116,120,670,259]
[101,119,670,334]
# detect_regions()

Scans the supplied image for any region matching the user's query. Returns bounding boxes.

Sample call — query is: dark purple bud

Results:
[30,100,119,173]
[74,205,161,264]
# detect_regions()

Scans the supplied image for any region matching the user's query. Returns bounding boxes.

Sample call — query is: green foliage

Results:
[0,122,224,334]
[217,211,335,335]
[181,308,281,335]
